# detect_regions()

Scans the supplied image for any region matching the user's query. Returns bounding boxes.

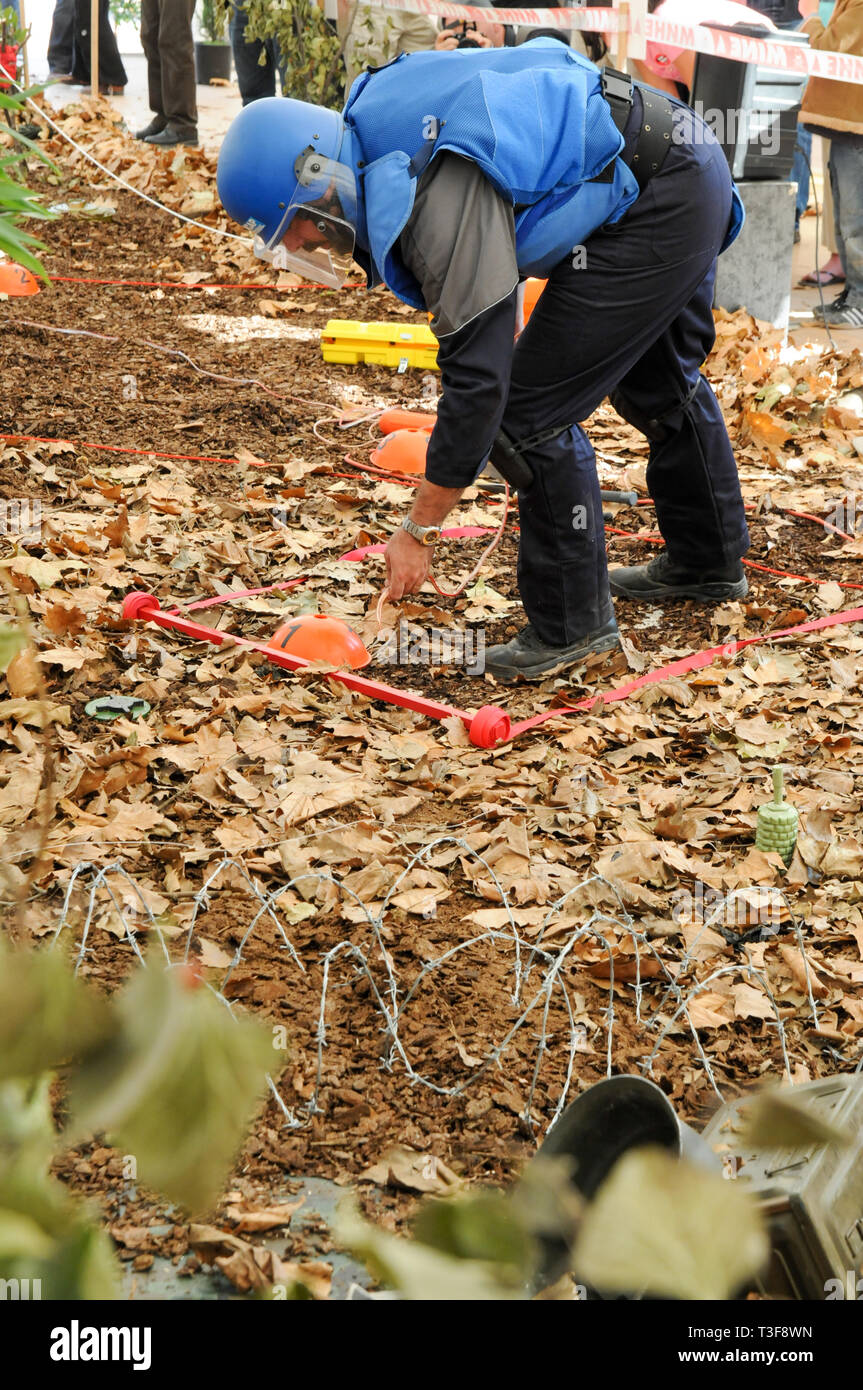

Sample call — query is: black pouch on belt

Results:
[593,69,675,193]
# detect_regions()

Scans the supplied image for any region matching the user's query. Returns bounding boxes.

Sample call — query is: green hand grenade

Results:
[756,767,798,866]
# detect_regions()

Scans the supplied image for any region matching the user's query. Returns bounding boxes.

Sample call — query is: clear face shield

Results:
[252,151,357,289]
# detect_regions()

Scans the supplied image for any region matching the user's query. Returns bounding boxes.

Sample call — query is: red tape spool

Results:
[122,590,160,619]
[469,705,511,749]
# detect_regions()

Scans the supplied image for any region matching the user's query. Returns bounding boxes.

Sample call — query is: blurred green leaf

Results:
[0,1076,54,1158]
[741,1090,851,1152]
[0,626,25,674]
[0,945,113,1081]
[0,1209,54,1262]
[69,964,274,1212]
[573,1147,769,1300]
[413,1190,536,1271]
[0,1082,118,1299]
[337,1200,526,1300]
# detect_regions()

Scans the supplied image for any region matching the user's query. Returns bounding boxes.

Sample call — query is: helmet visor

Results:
[254,154,357,289]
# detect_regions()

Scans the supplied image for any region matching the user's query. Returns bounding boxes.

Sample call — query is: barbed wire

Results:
[44,841,845,1138]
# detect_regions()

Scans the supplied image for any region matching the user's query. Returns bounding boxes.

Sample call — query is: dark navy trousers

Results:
[230,1,283,105]
[502,99,750,647]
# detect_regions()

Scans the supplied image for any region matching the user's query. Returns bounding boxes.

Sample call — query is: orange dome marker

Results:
[378,408,436,435]
[370,429,428,476]
[268,614,370,670]
[521,277,546,325]
[0,262,40,297]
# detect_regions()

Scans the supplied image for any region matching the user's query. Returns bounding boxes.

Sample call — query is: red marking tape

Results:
[122,586,863,750]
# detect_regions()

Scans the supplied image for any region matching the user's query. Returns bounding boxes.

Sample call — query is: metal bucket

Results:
[529,1074,718,1289]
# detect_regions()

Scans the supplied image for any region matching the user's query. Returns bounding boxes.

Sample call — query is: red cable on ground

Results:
[637,494,855,543]
[121,587,863,750]
[345,526,863,592]
[164,578,308,615]
[743,560,863,590]
[6,427,856,591]
[47,275,365,292]
[342,451,419,485]
[0,432,247,467]
[503,602,863,745]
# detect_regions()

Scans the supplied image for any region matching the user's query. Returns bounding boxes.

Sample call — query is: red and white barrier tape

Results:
[350,3,621,28]
[643,14,863,87]
[356,0,863,86]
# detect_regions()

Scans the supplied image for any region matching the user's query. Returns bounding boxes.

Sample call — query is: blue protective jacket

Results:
[342,42,645,309]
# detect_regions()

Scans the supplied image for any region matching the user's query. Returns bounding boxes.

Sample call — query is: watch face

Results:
[422,528,441,546]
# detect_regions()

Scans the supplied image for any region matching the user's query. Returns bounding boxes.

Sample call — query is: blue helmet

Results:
[217,97,357,287]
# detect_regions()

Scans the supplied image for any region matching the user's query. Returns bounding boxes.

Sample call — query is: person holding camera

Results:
[434,16,506,51]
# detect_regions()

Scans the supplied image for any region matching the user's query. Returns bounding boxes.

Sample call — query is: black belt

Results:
[594,68,675,193]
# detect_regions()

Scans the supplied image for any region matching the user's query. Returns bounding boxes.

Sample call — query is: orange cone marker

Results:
[268,614,371,669]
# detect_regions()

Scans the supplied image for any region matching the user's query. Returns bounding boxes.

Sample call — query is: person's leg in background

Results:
[791,122,811,242]
[816,138,863,326]
[801,136,845,284]
[70,0,128,90]
[774,15,812,242]
[142,0,198,146]
[47,0,76,80]
[138,0,167,136]
[230,0,277,104]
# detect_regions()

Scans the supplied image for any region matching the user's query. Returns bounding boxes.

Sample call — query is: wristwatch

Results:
[401,517,442,547]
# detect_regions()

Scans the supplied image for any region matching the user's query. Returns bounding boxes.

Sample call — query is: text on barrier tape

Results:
[353,0,863,86]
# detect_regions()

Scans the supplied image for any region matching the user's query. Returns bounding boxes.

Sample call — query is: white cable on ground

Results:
[0,60,252,248]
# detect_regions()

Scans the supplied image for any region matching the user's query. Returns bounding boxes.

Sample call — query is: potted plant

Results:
[243,0,346,106]
[195,0,233,85]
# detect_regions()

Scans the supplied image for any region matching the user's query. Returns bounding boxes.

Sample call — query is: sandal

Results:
[799,269,846,287]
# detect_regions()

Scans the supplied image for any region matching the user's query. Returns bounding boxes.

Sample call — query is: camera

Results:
[449,22,481,48]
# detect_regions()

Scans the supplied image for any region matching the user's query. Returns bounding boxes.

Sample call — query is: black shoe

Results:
[609,552,748,602]
[813,287,850,320]
[484,617,620,684]
[135,115,168,140]
[145,122,199,148]
[818,296,863,329]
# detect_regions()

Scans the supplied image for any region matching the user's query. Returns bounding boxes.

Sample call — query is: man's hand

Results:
[384,479,466,600]
[797,0,820,18]
[385,526,433,600]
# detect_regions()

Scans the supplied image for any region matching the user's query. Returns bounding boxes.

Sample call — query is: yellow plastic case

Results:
[321,319,439,371]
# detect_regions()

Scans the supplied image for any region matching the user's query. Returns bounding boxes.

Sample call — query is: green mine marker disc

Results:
[85,695,151,722]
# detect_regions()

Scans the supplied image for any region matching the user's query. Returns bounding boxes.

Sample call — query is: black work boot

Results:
[609,552,748,602]
[145,121,199,147]
[484,617,620,684]
[135,115,167,140]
